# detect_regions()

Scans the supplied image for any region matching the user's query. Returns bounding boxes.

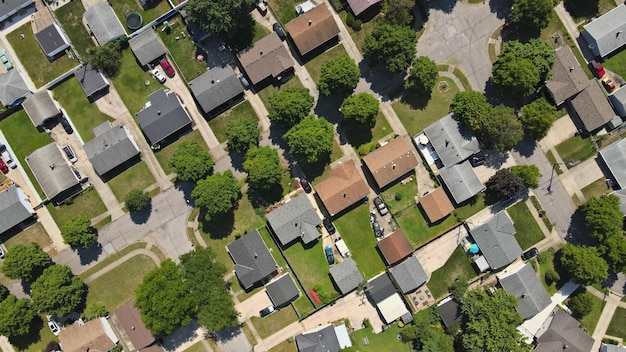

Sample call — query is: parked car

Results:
[0,50,12,70]
[323,217,336,234]
[63,145,77,163]
[70,166,81,180]
[325,246,335,264]
[300,178,312,193]
[0,245,5,259]
[151,68,166,83]
[48,320,60,336]
[373,196,389,216]
[522,247,539,261]
[238,73,250,89]
[259,305,275,317]
[273,23,286,40]
[160,58,175,77]
[0,158,8,174]
[60,117,73,134]
[602,76,616,92]
[257,1,267,14]
[1,149,16,168]
[372,221,383,238]
[588,60,605,78]
[470,155,486,167]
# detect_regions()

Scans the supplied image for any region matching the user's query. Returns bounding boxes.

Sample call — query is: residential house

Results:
[0,69,30,107]
[136,88,192,147]
[418,187,454,223]
[363,136,419,189]
[0,184,35,236]
[295,323,352,352]
[469,211,522,271]
[285,5,340,57]
[34,24,70,60]
[601,344,626,352]
[329,258,364,295]
[84,122,141,178]
[423,113,481,168]
[498,263,551,320]
[610,85,626,117]
[366,272,412,324]
[545,47,590,106]
[114,301,163,352]
[22,90,61,127]
[599,138,626,188]
[266,192,321,246]
[388,256,428,294]
[437,296,463,329]
[346,0,382,16]
[58,317,118,352]
[613,189,626,215]
[377,230,413,266]
[83,2,126,45]
[26,143,81,204]
[582,4,626,58]
[438,160,484,205]
[188,66,244,116]
[315,159,369,216]
[129,28,166,67]
[265,272,300,308]
[534,308,594,352]
[237,32,294,86]
[0,0,34,26]
[75,64,110,101]
[226,229,278,290]
[569,80,617,133]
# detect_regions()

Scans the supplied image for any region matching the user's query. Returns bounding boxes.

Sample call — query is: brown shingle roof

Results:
[58,318,116,352]
[363,136,419,189]
[545,47,589,105]
[570,80,616,132]
[419,188,454,223]
[115,301,156,350]
[285,5,340,56]
[346,0,382,16]
[237,32,293,85]
[315,159,369,216]
[377,230,412,265]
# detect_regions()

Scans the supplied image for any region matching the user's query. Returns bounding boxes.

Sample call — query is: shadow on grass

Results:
[224,13,255,52]
[313,94,343,124]
[130,201,153,224]
[399,88,431,110]
[342,121,374,149]
[9,316,45,350]
[247,182,285,210]
[199,208,236,240]
[299,154,332,183]
[563,0,599,19]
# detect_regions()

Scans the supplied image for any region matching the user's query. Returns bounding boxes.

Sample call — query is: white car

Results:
[48,320,60,336]
[63,145,77,163]
[1,149,16,168]
[152,68,166,83]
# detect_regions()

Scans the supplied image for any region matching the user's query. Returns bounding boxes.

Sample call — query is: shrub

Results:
[352,19,362,30]
[346,12,355,27]
[545,269,560,284]
[395,192,402,201]
[569,291,593,318]
[81,302,108,321]
[529,260,538,271]
[537,251,549,264]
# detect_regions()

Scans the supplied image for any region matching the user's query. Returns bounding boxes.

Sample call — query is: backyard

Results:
[9,315,58,352]
[110,0,171,27]
[343,111,393,155]
[555,135,596,168]
[107,161,156,202]
[382,174,418,215]
[157,15,207,82]
[47,187,107,226]
[581,177,612,200]
[268,0,299,24]
[507,201,545,250]
[303,44,350,84]
[606,307,626,339]
[568,287,604,334]
[111,48,159,114]
[352,324,412,351]
[2,223,51,250]
[257,76,305,108]
[249,305,298,338]
[54,0,94,56]
[428,246,476,299]
[207,101,258,143]
[154,130,209,175]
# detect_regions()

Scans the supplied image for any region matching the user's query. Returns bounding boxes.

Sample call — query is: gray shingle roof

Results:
[22,90,61,127]
[610,85,626,117]
[237,32,294,85]
[438,160,484,204]
[437,296,463,329]
[471,211,521,270]
[74,64,109,98]
[136,89,192,146]
[600,138,626,188]
[295,325,341,352]
[366,272,396,304]
[582,4,626,58]
[602,344,626,352]
[265,272,299,307]
[545,47,590,105]
[188,66,244,114]
[0,70,29,107]
[34,23,70,58]
[388,256,428,294]
[84,123,140,176]
[226,229,277,290]
[0,0,33,23]
[346,0,382,16]
[128,28,166,67]
[570,80,617,132]
[83,2,126,45]
[266,193,321,245]
[498,264,551,320]
[329,258,364,295]
[26,143,79,201]
[424,113,480,167]
[613,189,626,215]
[535,308,594,352]
[0,185,35,235]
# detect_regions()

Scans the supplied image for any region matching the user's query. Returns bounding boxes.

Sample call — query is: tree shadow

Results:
[174,181,196,206]
[481,150,511,169]
[314,94,343,123]
[9,315,45,351]
[247,182,285,209]
[76,241,103,266]
[488,0,514,20]
[426,0,458,14]
[130,201,153,224]
[512,135,539,158]
[359,61,406,100]
[224,13,255,52]
[198,208,235,240]
[342,121,375,149]
[300,154,333,183]
[228,150,246,173]
[399,88,431,110]
[565,208,592,245]
[563,0,599,20]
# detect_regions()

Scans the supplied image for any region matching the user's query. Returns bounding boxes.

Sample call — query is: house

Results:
[114,301,162,352]
[315,159,369,216]
[534,308,594,352]
[545,47,589,106]
[83,2,126,45]
[188,66,244,116]
[226,229,278,290]
[438,160,484,205]
[569,80,617,133]
[376,230,413,266]
[21,90,61,127]
[610,86,626,117]
[0,70,30,107]
[266,193,321,246]
[418,187,454,223]
[237,32,294,86]
[295,323,352,352]
[265,272,300,307]
[84,122,141,178]
[75,64,109,100]
[366,272,411,324]
[0,0,34,27]
[469,211,522,271]
[58,317,118,352]
[346,0,382,16]
[136,89,192,147]
[363,136,419,189]
[437,296,463,329]
[582,4,626,58]
[284,5,340,57]
[329,258,364,295]
[366,272,396,304]
[599,138,626,188]
[601,344,626,352]
[388,256,428,294]
[129,28,166,67]
[498,263,551,320]
[423,113,480,168]
[0,185,35,236]
[613,189,626,214]
[26,143,80,204]
[34,24,70,60]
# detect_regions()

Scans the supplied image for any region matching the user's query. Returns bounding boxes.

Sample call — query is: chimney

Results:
[254,252,258,258]
[260,49,263,55]
[157,110,161,115]
[342,193,346,198]
[569,67,574,72]
[392,163,396,169]
[308,19,312,26]
[445,139,449,147]
[131,326,135,330]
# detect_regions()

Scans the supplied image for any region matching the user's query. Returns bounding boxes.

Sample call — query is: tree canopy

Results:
[479,105,524,151]
[568,291,594,318]
[520,98,557,140]
[381,0,415,25]
[340,93,380,126]
[284,115,334,163]
[450,91,492,132]
[192,171,240,221]
[125,189,150,212]
[559,243,609,285]
[81,301,108,321]
[31,265,86,316]
[581,195,626,272]
[486,169,526,200]
[86,40,122,77]
[509,0,558,32]
[511,165,542,189]
[363,23,417,74]
[243,146,283,191]
[1,242,51,282]
[405,56,438,94]
[400,307,454,352]
[318,55,360,96]
[169,141,214,182]
[226,117,260,153]
[268,87,315,126]
[0,295,37,338]
[60,215,97,248]
[185,0,255,34]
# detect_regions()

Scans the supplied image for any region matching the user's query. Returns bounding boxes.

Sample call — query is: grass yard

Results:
[253,22,271,43]
[47,187,108,226]
[78,242,148,278]
[111,48,159,114]
[53,78,114,140]
[453,67,472,91]
[268,0,298,24]
[303,44,350,84]
[292,294,315,318]
[352,324,412,351]
[581,177,612,200]
[107,161,156,202]
[382,173,418,215]
[2,223,52,249]
[207,101,258,143]
[545,150,563,175]
[110,0,171,27]
[257,77,305,108]
[338,11,380,53]
[154,130,209,175]
[344,111,392,153]
[570,287,604,333]
[249,305,298,338]
[55,0,94,56]
[301,139,344,185]
[334,203,386,279]
[555,135,596,168]
[9,315,58,352]
[507,201,545,250]
[537,249,559,295]
[454,192,486,220]
[157,16,207,82]
[184,341,208,352]
[607,307,626,339]
[603,49,626,81]
[391,76,459,135]
[428,246,476,299]
[269,339,297,352]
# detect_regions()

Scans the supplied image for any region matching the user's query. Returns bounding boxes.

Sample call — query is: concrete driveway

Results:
[235,289,272,322]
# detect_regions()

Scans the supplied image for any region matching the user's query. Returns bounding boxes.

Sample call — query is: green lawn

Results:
[2,223,52,250]
[184,341,208,352]
[111,48,158,114]
[249,305,298,338]
[207,101,258,143]
[603,49,626,81]
[582,177,612,200]
[555,135,596,168]
[257,77,305,109]
[47,187,107,226]
[544,150,564,175]
[9,315,58,352]
[344,111,393,154]
[352,324,412,351]
[428,246,476,299]
[157,15,207,82]
[334,203,386,279]
[268,339,297,352]
[507,202,545,250]
[78,242,149,278]
[110,0,171,27]
[570,287,604,334]
[454,192,486,221]
[338,11,379,54]
[537,249,559,295]
[607,307,626,339]
[154,130,209,175]
[303,44,350,84]
[452,67,473,91]
[292,294,315,318]
[107,161,156,202]
[382,172,418,214]
[53,78,114,140]
[55,0,94,56]
[268,0,298,24]
[391,76,459,135]
[6,23,79,88]
[253,22,271,43]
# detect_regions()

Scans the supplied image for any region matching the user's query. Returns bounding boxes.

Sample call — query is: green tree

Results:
[486,169,526,200]
[31,265,86,316]
[568,291,594,318]
[0,295,37,338]
[545,269,560,284]
[185,0,255,34]
[81,302,108,321]
[560,244,609,285]
[405,56,438,94]
[498,39,555,81]
[450,277,469,301]
[284,115,334,163]
[581,195,623,242]
[511,165,542,188]
[169,141,214,182]
[479,105,524,151]
[318,55,360,96]
[363,23,417,74]
[0,285,7,301]
[340,93,380,126]
[520,98,557,140]
[1,242,51,282]
[86,40,123,77]
[602,235,626,273]
[226,117,260,153]
[268,87,314,126]
[381,0,416,25]
[243,146,283,191]
[192,171,240,221]
[509,0,558,32]
[60,215,97,248]
[124,189,150,212]
[450,91,493,132]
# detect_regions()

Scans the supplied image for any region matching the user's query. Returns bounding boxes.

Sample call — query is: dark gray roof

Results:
[26,143,79,200]
[34,23,70,57]
[295,325,341,352]
[0,185,35,235]
[226,229,277,290]
[498,264,551,320]
[84,123,141,176]
[535,308,594,352]
[265,272,299,307]
[136,89,192,146]
[437,296,463,329]
[22,90,60,127]
[74,64,109,98]
[424,113,480,167]
[438,160,484,204]
[266,193,321,245]
[545,47,589,105]
[601,344,626,352]
[83,2,126,45]
[570,80,616,132]
[388,256,428,294]
[329,258,364,295]
[600,138,626,188]
[0,0,33,23]
[128,28,166,66]
[0,70,29,107]
[471,211,521,270]
[582,4,626,57]
[188,67,244,114]
[366,272,396,304]
[613,189,626,215]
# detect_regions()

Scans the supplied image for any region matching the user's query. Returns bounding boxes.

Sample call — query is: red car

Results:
[0,158,8,174]
[160,58,175,78]
[588,60,606,78]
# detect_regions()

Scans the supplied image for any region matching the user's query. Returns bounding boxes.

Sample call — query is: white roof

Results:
[377,293,409,324]
[334,324,352,349]
[335,239,349,257]
[474,255,490,272]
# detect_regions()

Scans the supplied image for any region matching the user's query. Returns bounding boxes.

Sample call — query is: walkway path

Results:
[590,291,621,351]
[83,247,162,284]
